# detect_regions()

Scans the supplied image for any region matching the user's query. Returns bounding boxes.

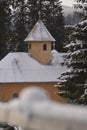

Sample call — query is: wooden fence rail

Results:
[0,87,87,130]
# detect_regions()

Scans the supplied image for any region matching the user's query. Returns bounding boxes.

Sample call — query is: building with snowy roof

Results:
[0,19,67,102]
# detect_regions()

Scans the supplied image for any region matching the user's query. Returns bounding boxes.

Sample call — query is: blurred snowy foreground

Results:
[0,87,87,130]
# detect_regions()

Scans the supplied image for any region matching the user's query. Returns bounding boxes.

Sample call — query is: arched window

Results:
[43,44,47,50]
[12,93,19,99]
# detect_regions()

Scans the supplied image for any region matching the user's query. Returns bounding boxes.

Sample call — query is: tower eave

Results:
[24,39,56,42]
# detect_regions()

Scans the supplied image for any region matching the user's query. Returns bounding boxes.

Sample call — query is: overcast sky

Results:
[61,0,74,6]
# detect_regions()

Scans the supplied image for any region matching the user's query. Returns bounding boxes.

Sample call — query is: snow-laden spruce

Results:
[57,18,87,104]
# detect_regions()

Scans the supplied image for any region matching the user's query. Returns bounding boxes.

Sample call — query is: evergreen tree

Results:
[57,0,87,104]
[0,0,11,59]
[8,0,28,52]
[74,0,87,16]
[64,25,74,45]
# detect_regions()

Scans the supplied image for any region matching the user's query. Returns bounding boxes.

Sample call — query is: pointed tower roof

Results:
[24,20,55,42]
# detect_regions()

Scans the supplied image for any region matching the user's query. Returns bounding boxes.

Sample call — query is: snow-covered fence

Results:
[0,87,87,130]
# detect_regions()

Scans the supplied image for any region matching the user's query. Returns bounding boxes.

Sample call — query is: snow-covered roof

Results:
[24,20,55,42]
[0,51,67,83]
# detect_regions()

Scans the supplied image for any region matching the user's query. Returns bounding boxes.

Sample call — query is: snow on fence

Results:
[0,87,87,130]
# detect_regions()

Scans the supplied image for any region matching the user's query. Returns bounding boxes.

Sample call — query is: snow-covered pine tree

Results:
[0,0,11,59]
[74,0,87,16]
[57,0,87,104]
[8,0,28,52]
[46,0,65,51]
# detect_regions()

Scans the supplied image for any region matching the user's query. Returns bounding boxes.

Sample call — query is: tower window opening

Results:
[43,44,47,50]
[29,44,31,49]
[12,93,19,99]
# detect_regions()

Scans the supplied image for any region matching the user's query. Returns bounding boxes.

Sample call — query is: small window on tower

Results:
[43,44,47,50]
[29,44,31,49]
[12,93,19,99]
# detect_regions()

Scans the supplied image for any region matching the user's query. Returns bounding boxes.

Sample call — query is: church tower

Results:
[24,18,55,64]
